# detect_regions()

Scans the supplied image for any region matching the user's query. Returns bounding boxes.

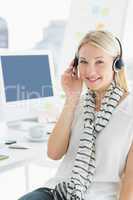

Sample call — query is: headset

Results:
[113,37,124,72]
[73,55,78,69]
[72,37,124,72]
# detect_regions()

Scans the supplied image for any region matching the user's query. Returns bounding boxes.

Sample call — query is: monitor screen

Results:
[1,54,54,102]
[0,50,56,122]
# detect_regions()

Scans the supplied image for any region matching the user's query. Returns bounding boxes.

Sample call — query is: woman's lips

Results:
[86,77,101,83]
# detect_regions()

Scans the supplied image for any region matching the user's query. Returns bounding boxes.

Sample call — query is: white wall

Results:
[59,0,129,74]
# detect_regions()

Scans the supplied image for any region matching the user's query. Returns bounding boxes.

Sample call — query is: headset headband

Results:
[115,37,123,58]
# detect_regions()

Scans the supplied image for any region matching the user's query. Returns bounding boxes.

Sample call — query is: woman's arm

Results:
[119,142,133,200]
[47,97,79,160]
[47,61,83,160]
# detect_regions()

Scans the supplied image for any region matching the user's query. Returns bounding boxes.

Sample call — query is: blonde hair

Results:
[77,30,129,93]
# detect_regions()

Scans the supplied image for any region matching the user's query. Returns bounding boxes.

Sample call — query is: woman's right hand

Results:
[61,60,83,101]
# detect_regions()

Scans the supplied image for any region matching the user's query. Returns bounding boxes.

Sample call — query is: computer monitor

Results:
[0,50,56,123]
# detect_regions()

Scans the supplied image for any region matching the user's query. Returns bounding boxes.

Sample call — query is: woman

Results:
[19,31,133,200]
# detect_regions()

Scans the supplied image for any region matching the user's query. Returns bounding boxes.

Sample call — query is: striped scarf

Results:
[54,81,124,200]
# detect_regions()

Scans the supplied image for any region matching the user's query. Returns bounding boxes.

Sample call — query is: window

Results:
[123,0,133,59]
[0,17,8,48]
[123,0,133,82]
[0,0,71,76]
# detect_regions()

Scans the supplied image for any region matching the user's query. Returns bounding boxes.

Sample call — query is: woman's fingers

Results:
[64,59,75,73]
[70,59,74,67]
[65,67,73,73]
[65,65,73,73]
[63,59,79,80]
[72,67,78,79]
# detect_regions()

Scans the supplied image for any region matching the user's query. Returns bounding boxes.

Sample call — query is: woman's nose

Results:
[85,64,96,76]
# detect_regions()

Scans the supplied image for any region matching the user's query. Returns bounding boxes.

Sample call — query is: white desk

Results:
[0,125,60,192]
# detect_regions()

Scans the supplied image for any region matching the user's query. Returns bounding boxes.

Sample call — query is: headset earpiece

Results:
[113,37,124,72]
[113,56,124,72]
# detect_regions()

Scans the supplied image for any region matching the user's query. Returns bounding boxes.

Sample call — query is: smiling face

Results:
[78,42,115,93]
